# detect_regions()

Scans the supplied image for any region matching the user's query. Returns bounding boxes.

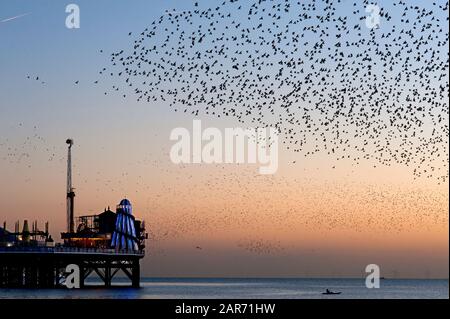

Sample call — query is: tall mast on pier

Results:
[66,139,75,233]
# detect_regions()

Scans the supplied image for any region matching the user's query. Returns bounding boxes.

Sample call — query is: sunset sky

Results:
[0,0,448,278]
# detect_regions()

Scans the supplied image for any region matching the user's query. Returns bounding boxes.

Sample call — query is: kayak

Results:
[322,292,342,295]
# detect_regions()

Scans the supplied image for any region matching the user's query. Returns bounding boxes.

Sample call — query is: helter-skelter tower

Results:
[66,139,75,233]
[111,199,139,251]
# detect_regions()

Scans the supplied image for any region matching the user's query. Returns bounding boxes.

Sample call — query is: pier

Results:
[0,139,147,289]
[0,246,144,288]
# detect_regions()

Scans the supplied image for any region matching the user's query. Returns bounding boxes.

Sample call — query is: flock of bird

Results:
[144,163,448,255]
[0,124,61,169]
[98,0,448,183]
[237,239,285,255]
[4,0,449,255]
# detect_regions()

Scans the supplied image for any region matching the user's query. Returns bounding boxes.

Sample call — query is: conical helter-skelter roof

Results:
[117,198,132,215]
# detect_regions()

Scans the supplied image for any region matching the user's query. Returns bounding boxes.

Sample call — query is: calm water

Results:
[0,278,448,299]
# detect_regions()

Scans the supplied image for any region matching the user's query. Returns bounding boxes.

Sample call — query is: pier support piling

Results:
[0,249,143,288]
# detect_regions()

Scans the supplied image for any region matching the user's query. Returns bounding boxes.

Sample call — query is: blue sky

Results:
[0,0,448,278]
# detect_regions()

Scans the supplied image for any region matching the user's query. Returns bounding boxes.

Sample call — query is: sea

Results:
[0,278,448,299]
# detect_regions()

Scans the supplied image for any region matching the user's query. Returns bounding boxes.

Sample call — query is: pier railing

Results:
[0,246,145,256]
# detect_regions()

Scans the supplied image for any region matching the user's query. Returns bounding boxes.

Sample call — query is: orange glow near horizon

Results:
[1,140,447,278]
